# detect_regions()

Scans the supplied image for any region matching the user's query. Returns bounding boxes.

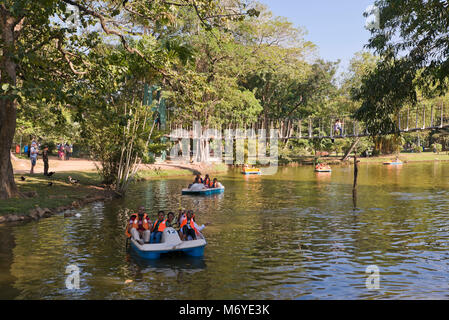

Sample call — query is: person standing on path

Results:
[30,142,38,174]
[42,146,49,176]
[65,143,71,161]
[58,143,65,160]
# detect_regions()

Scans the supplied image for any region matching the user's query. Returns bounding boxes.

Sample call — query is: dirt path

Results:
[12,156,99,174]
[12,155,223,175]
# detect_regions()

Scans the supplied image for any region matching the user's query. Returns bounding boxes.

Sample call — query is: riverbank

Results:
[1,161,227,223]
[287,151,449,165]
[357,151,449,163]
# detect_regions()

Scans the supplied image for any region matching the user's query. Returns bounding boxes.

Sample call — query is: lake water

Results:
[1,162,449,299]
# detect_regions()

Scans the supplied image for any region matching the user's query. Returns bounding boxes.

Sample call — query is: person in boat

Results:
[166,212,176,228]
[203,174,211,187]
[150,210,167,243]
[177,208,186,226]
[188,174,203,188]
[194,174,203,184]
[126,206,151,245]
[209,178,219,188]
[178,209,194,229]
[180,210,207,241]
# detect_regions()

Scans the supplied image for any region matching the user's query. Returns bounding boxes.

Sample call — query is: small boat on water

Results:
[130,227,206,259]
[242,167,261,175]
[315,165,332,173]
[383,160,403,165]
[182,183,225,195]
[383,162,403,165]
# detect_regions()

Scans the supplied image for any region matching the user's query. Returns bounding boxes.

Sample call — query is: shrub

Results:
[432,143,443,154]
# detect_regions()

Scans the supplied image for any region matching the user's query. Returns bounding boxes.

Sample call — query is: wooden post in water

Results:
[353,155,358,190]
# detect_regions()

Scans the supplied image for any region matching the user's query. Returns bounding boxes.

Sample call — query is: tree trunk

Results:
[0,11,19,199]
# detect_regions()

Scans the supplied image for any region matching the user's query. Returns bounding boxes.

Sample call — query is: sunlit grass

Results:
[1,171,102,215]
[359,152,449,163]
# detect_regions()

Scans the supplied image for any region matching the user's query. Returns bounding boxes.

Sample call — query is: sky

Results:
[260,0,377,75]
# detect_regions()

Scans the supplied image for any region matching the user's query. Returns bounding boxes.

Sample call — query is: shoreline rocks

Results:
[0,190,115,225]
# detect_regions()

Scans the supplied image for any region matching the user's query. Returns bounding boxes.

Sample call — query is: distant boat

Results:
[182,183,225,195]
[130,228,206,259]
[242,167,261,175]
[383,161,403,165]
[315,165,332,173]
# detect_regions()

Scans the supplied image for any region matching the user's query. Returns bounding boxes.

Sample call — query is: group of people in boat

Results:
[125,206,209,244]
[188,174,221,189]
[315,163,331,171]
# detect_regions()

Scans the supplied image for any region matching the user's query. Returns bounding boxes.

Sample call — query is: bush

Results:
[432,143,443,154]
[412,144,422,153]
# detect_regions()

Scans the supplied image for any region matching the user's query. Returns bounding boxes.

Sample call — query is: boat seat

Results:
[161,227,182,245]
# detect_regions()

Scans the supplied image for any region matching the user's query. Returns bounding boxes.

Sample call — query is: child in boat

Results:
[180,210,208,241]
[177,208,186,226]
[150,210,166,243]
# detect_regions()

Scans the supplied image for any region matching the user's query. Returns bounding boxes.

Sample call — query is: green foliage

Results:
[354,1,449,134]
[431,143,443,154]
[412,144,423,153]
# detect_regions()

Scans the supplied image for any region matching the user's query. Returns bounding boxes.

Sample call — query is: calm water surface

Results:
[1,162,449,299]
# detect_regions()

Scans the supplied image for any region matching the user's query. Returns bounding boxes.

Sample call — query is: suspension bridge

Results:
[167,104,449,140]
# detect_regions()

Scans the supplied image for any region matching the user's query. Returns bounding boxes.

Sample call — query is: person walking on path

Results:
[58,143,65,160]
[42,146,49,176]
[30,142,38,174]
[65,143,71,161]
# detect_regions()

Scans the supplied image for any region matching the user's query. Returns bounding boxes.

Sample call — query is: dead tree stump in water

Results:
[352,155,359,209]
[353,155,358,190]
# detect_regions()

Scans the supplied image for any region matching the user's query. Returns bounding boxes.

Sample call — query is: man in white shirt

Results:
[30,141,38,174]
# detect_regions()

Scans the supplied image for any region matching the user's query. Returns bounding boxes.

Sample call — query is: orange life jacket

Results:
[204,178,210,185]
[180,218,199,235]
[153,219,167,232]
[126,213,149,238]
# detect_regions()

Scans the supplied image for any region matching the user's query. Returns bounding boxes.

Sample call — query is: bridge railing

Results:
[166,104,448,141]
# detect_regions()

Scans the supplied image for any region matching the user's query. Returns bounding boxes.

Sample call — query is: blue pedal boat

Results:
[130,228,206,259]
[182,184,225,195]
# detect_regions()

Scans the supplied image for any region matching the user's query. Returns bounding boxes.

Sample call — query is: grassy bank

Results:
[1,171,102,216]
[357,152,449,163]
[284,152,449,165]
[137,163,228,179]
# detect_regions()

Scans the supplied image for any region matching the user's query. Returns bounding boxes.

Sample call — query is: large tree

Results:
[354,0,449,134]
[0,0,256,199]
